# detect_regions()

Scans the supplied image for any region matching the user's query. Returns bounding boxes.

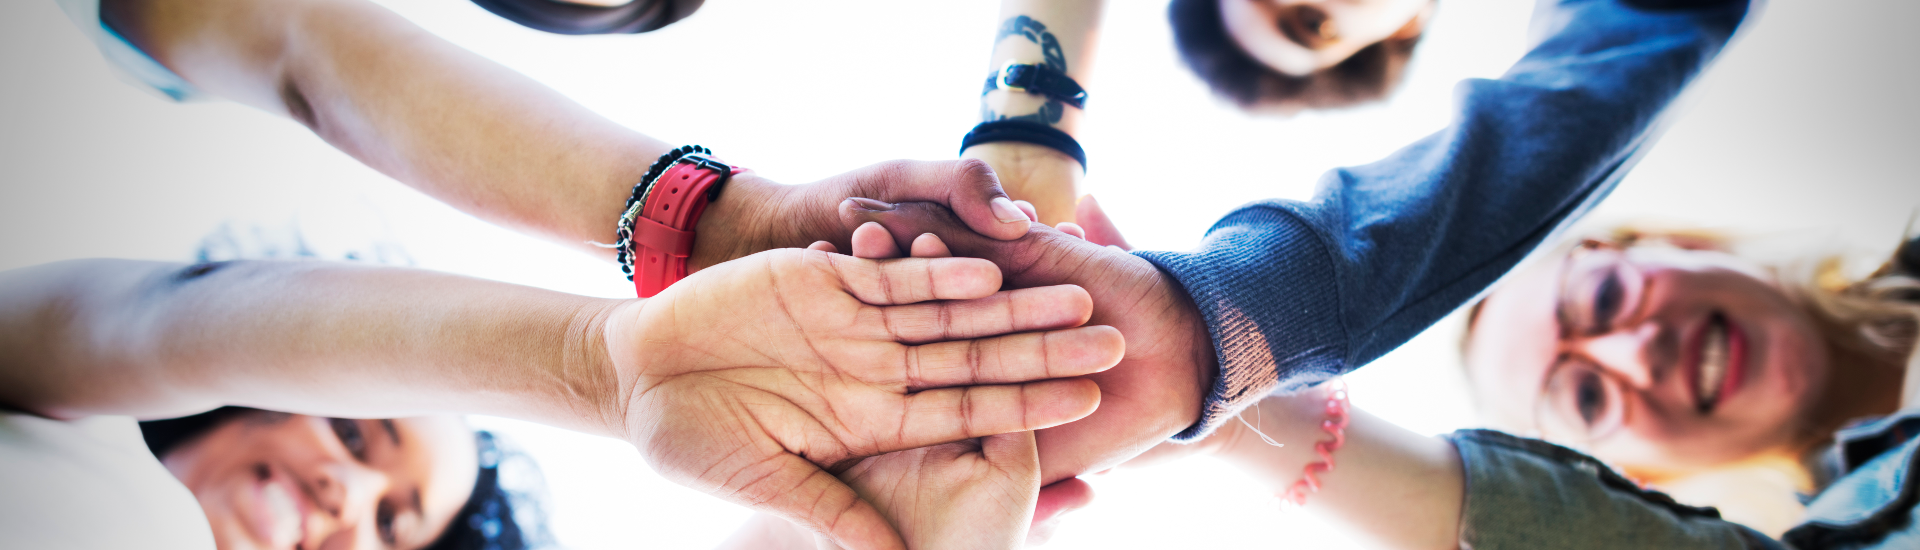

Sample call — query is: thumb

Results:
[852,159,1032,242]
[1028,477,1096,546]
[1075,195,1132,250]
[982,431,1040,479]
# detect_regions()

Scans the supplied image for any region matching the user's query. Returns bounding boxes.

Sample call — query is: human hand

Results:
[818,431,1042,550]
[602,248,1124,550]
[961,142,1084,225]
[835,200,1218,493]
[689,159,1038,272]
[823,224,1103,547]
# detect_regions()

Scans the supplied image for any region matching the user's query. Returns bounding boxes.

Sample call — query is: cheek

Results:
[184,465,268,550]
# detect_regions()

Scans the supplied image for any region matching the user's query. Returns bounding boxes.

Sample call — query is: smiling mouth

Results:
[1695,313,1734,413]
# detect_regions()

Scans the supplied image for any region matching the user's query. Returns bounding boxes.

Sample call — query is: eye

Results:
[1574,370,1609,426]
[1591,270,1624,333]
[329,418,369,461]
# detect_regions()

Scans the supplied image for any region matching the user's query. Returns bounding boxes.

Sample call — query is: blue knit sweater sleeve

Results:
[1138,0,1753,441]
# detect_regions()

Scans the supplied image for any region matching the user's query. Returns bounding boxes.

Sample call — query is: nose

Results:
[1574,322,1661,388]
[311,460,390,524]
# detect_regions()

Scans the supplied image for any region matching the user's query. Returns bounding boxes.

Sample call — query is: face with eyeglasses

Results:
[159,413,477,550]
[1217,0,1434,76]
[1465,242,1829,478]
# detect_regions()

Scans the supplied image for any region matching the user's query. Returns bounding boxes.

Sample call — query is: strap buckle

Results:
[994,61,1032,93]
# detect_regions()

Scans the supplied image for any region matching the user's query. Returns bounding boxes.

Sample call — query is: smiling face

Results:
[1466,243,1831,478]
[1218,0,1434,76]
[160,413,478,550]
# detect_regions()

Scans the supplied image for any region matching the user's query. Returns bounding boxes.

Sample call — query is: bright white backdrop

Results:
[1,0,1916,547]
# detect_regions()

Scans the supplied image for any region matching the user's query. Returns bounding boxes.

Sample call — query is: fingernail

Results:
[1014,200,1039,222]
[848,197,895,211]
[991,197,1026,223]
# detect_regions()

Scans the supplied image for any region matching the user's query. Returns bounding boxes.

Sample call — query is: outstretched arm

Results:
[1131,0,1756,439]
[94,0,1034,269]
[1127,389,1776,549]
[0,253,1123,550]
[963,0,1105,224]
[0,258,627,427]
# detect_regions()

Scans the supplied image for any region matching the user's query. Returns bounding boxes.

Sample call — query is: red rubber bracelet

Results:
[630,154,741,298]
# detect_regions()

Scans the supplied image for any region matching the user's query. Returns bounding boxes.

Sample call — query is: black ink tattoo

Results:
[984,15,1067,125]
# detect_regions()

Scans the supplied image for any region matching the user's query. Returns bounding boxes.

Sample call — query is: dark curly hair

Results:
[1168,0,1428,113]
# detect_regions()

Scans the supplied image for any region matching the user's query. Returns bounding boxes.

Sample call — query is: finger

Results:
[885,378,1101,451]
[896,325,1123,389]
[1054,222,1086,240]
[1028,478,1096,546]
[878,284,1092,343]
[908,233,952,258]
[825,254,1002,304]
[1075,195,1133,250]
[850,221,902,259]
[808,241,839,253]
[840,201,1083,287]
[849,159,1030,241]
[1014,199,1039,222]
[734,454,906,550]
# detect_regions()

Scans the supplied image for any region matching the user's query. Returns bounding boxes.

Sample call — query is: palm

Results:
[604,248,1122,549]
[841,204,1215,486]
[838,432,1040,550]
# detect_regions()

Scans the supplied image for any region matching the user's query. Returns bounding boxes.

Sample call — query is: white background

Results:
[2,0,1916,547]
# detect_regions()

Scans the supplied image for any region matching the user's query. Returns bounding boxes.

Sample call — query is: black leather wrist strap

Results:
[982,62,1087,109]
[959,120,1086,172]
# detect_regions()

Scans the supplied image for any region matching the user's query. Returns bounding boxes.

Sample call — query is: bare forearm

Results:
[1218,394,1464,549]
[966,0,1104,224]
[978,0,1104,133]
[104,0,670,257]
[0,259,622,435]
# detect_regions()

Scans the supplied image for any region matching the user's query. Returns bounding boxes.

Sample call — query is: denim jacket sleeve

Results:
[1134,0,1755,441]
[1783,412,1920,549]
[1448,429,1784,549]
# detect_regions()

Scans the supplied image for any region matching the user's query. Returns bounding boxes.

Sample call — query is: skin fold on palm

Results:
[602,248,1124,549]
[835,200,1218,488]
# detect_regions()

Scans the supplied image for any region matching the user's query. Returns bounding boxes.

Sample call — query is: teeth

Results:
[262,480,303,546]
[1697,316,1729,412]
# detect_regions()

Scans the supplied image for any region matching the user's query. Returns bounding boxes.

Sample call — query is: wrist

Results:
[1217,391,1340,493]
[574,297,642,439]
[689,171,790,272]
[961,142,1083,224]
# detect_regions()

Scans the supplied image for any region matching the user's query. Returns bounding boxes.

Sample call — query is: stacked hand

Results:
[689,159,1041,272]
[601,247,1123,549]
[822,199,1214,542]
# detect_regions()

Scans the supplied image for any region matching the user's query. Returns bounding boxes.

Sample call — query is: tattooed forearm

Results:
[984,15,1068,125]
[996,15,1068,73]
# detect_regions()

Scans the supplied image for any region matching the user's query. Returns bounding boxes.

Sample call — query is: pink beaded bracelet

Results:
[1282,380,1350,506]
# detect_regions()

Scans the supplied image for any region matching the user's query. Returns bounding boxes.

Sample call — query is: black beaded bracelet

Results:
[602,144,712,281]
[959,120,1086,172]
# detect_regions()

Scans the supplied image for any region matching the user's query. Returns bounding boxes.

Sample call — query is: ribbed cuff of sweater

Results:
[1135,204,1348,442]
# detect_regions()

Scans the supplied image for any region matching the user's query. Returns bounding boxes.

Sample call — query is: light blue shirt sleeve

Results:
[54,0,203,101]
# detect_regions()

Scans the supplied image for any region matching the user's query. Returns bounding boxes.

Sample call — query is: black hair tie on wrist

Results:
[960,120,1087,172]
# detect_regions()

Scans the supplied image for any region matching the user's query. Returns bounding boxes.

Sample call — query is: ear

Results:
[1389,1,1436,42]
